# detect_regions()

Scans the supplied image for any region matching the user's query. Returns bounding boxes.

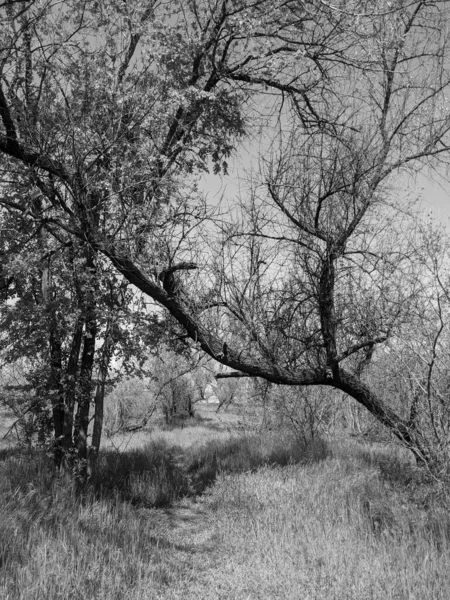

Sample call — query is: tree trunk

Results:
[334,369,429,465]
[73,314,97,468]
[89,318,115,475]
[41,263,65,467]
[62,317,84,458]
[73,249,98,480]
[48,327,65,467]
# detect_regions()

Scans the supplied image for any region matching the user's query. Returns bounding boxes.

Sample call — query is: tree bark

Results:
[41,264,65,467]
[333,369,430,465]
[48,327,65,467]
[73,250,97,478]
[73,316,96,472]
[89,317,115,475]
[61,317,83,458]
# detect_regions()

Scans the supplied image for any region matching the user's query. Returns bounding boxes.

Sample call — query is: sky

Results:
[201,159,450,227]
[200,85,450,228]
[414,174,450,223]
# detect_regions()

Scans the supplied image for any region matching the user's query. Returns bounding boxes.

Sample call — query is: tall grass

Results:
[186,433,330,493]
[1,432,450,599]
[193,442,450,600]
[93,431,328,503]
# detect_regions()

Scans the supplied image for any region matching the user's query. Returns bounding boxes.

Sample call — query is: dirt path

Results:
[137,491,232,599]
[150,492,219,553]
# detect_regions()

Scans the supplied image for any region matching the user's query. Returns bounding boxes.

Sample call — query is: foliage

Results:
[0,205,165,468]
[0,360,53,447]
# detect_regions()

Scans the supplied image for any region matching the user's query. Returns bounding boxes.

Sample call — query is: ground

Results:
[1,403,450,599]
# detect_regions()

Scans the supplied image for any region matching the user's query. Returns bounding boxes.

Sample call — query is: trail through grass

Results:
[1,429,450,599]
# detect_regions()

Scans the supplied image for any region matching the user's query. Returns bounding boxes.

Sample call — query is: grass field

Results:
[1,408,450,599]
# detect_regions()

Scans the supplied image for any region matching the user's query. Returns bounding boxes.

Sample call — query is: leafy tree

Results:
[0,202,161,469]
[1,1,450,475]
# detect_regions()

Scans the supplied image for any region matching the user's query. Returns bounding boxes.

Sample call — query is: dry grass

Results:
[196,452,450,599]
[1,424,450,599]
[101,404,242,452]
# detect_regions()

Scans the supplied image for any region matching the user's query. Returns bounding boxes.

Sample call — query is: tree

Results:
[1,1,450,474]
[0,201,161,469]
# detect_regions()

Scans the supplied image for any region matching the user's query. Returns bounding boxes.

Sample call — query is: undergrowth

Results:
[0,432,326,584]
[1,433,450,599]
[89,431,330,504]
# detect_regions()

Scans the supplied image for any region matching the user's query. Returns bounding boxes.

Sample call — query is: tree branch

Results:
[0,134,73,182]
[335,336,389,364]
[216,371,249,379]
